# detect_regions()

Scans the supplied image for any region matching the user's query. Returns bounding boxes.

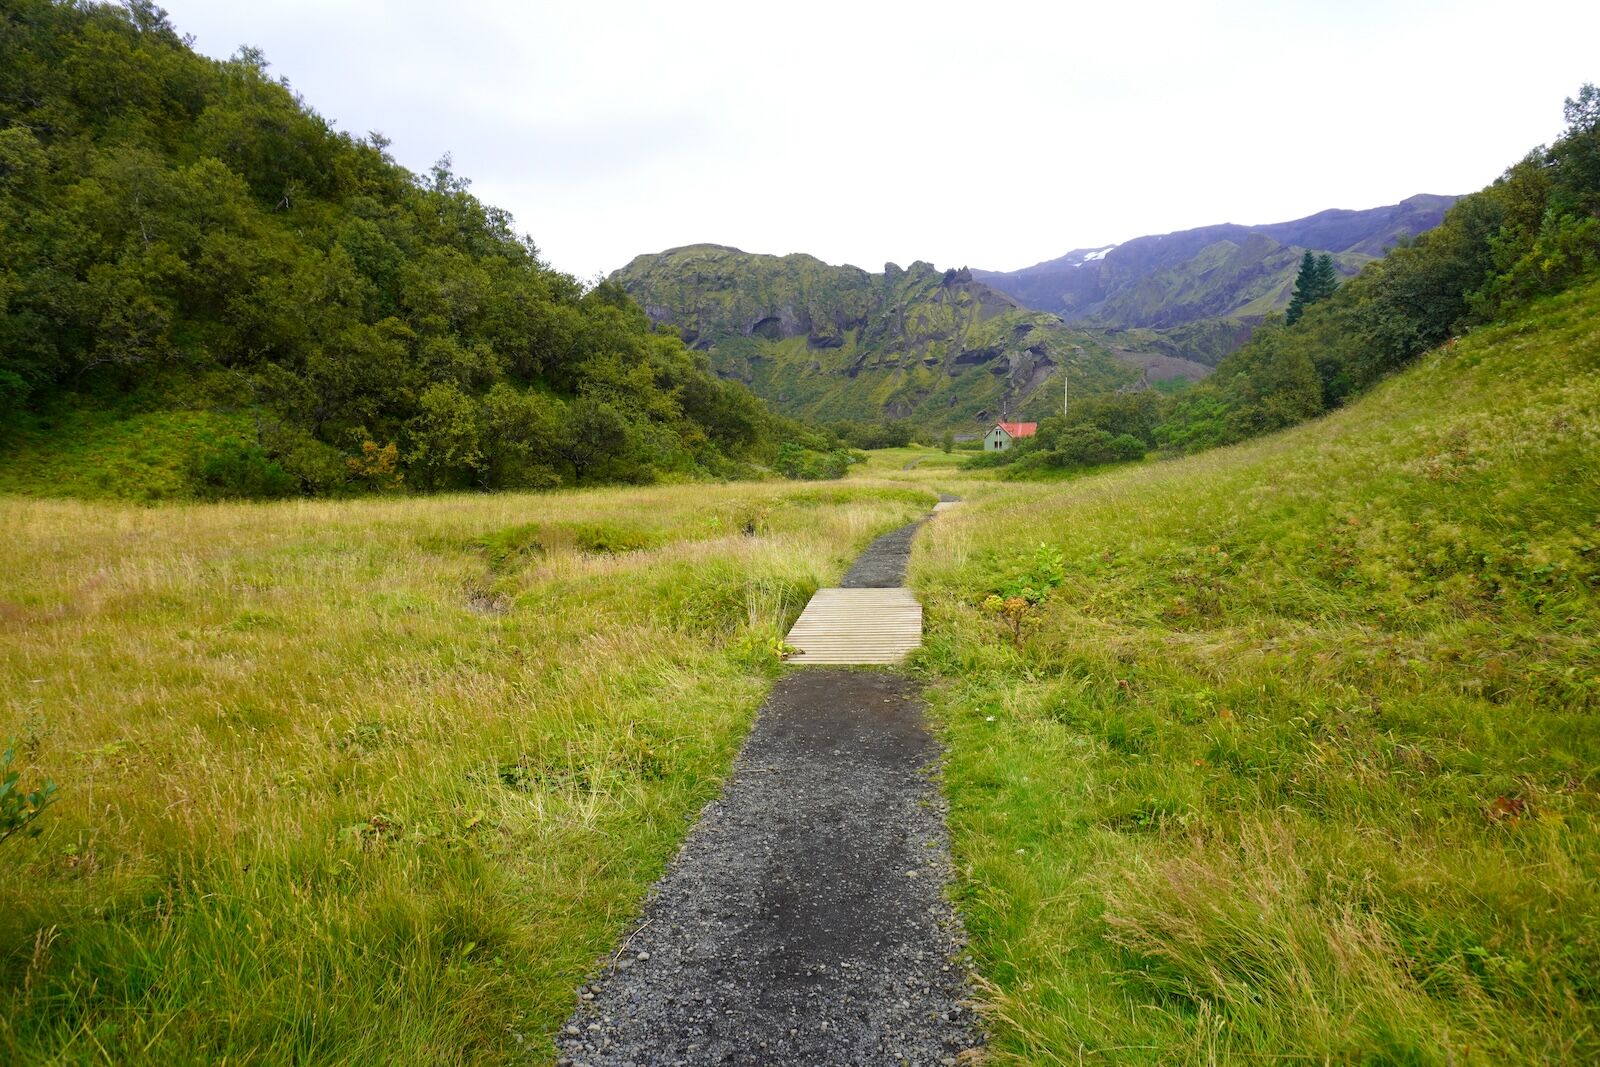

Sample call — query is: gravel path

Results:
[556,510,981,1066]
[840,520,926,588]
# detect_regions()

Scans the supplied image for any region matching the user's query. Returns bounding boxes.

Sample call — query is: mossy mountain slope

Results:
[611,245,1137,432]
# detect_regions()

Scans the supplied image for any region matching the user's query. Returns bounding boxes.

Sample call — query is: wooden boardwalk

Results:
[784,587,922,665]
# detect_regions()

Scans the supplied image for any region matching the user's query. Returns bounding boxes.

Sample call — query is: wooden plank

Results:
[785,587,923,665]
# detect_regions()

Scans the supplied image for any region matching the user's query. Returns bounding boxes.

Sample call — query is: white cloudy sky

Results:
[161,0,1599,279]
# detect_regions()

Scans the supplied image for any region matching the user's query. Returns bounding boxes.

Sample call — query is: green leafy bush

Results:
[774,442,853,480]
[997,542,1067,605]
[1050,427,1146,469]
[1,742,56,848]
[189,439,298,500]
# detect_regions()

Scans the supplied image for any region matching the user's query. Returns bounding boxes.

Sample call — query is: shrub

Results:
[1,742,56,848]
[774,442,852,480]
[190,439,297,499]
[1047,426,1146,469]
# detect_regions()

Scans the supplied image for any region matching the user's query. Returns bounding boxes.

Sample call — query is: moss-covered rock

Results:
[611,245,1136,431]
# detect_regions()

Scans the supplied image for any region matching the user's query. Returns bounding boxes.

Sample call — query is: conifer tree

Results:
[1313,253,1339,300]
[1286,251,1340,324]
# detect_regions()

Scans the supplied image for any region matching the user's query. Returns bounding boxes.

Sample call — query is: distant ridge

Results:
[973,194,1457,364]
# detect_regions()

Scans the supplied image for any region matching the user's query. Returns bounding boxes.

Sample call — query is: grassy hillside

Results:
[909,277,1600,1061]
[0,481,930,1062]
[611,245,1136,431]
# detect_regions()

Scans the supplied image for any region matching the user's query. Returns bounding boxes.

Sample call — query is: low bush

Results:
[189,439,298,500]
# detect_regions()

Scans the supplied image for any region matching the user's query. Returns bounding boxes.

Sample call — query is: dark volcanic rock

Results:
[952,346,1001,368]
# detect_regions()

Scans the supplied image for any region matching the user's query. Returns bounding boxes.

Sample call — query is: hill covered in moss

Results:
[610,245,1140,432]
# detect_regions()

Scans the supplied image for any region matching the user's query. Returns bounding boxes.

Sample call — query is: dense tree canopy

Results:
[0,0,820,495]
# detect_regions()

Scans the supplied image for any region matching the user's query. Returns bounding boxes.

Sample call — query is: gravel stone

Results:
[557,506,979,1065]
[557,670,981,1064]
[839,520,926,588]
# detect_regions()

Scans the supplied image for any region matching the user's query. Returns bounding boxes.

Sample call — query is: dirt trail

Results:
[839,520,926,588]
[556,508,980,1066]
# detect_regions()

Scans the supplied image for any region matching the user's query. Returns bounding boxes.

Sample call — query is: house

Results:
[983,421,1037,452]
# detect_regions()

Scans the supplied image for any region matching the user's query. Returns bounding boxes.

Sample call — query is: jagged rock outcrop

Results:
[610,244,1136,429]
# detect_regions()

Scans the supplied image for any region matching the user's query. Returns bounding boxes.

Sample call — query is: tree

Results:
[1286,251,1339,325]
[406,381,483,489]
[556,399,632,484]
[1216,326,1325,438]
[1312,253,1338,300]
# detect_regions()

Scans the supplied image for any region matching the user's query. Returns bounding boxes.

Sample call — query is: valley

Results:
[4,278,1596,1062]
[2,4,1597,1064]
[610,246,1141,432]
[612,196,1457,433]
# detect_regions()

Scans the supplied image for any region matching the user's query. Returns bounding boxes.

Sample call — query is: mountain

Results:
[974,195,1457,364]
[610,245,1147,431]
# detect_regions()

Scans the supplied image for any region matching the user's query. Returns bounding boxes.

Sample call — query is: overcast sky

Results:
[160,0,1598,280]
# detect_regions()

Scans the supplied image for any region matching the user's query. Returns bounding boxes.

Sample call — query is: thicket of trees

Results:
[964,392,1160,474]
[828,419,915,450]
[0,1,827,495]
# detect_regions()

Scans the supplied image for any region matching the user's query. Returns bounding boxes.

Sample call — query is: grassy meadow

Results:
[908,279,1600,1062]
[0,480,931,1062]
[3,278,1596,1065]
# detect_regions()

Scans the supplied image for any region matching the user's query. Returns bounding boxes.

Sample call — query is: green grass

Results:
[0,479,931,1062]
[3,279,1596,1064]
[909,279,1600,1062]
[0,401,258,502]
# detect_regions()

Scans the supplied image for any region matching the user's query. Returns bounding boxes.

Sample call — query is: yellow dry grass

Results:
[0,479,930,1063]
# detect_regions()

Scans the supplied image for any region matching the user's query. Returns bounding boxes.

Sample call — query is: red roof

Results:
[995,422,1037,438]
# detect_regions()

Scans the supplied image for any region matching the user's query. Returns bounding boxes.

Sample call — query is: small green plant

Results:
[1,742,56,847]
[731,629,798,671]
[982,543,1067,648]
[998,542,1067,604]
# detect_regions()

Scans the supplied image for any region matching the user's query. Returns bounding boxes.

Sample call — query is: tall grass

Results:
[0,480,930,1062]
[911,279,1600,1062]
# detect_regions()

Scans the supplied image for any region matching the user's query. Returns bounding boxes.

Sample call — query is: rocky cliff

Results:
[610,246,1139,430]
